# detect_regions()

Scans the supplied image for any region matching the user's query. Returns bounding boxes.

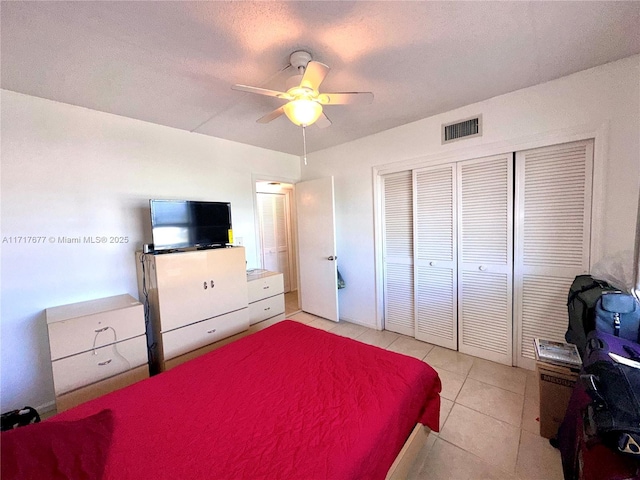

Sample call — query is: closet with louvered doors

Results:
[514,140,593,368]
[380,139,592,367]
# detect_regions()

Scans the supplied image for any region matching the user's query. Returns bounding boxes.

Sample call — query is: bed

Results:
[2,320,441,479]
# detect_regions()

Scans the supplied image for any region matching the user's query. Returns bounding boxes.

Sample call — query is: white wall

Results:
[0,90,300,411]
[303,55,640,329]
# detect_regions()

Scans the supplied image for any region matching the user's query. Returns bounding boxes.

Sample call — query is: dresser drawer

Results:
[52,335,148,396]
[56,365,149,413]
[247,273,284,303]
[162,308,249,361]
[47,296,144,361]
[249,294,285,325]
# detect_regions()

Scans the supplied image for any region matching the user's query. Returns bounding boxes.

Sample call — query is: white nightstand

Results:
[247,270,285,325]
[45,294,149,412]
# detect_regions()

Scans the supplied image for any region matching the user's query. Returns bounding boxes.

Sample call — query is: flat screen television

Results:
[150,199,232,252]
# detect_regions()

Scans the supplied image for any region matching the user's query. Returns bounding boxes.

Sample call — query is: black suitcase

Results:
[566,275,617,356]
[581,330,640,457]
[0,406,40,431]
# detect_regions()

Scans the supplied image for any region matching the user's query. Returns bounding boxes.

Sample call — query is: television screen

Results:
[150,200,232,251]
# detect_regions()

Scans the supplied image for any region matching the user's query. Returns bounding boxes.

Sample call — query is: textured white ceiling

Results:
[2,1,639,155]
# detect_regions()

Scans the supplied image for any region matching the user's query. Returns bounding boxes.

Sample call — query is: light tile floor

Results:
[284,312,564,480]
[284,290,301,315]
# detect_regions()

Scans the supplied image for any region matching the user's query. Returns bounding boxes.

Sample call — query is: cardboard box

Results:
[537,361,579,439]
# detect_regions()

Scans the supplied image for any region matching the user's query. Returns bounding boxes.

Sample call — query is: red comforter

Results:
[53,320,441,479]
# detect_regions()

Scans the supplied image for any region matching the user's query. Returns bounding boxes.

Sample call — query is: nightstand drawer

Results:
[56,365,149,413]
[247,273,284,303]
[249,294,285,325]
[52,334,148,396]
[46,295,144,361]
[162,308,249,360]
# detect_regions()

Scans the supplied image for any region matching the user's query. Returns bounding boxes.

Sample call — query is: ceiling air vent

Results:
[442,115,482,144]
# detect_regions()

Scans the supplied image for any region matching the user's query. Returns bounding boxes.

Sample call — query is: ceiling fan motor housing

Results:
[289,50,312,70]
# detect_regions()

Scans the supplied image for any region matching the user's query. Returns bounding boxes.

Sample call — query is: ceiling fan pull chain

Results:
[302,125,308,165]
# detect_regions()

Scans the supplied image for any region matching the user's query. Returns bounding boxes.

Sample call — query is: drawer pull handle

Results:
[203,281,208,290]
[264,307,271,311]
[211,280,215,288]
[98,359,112,366]
[207,329,217,334]
[263,286,270,289]
[94,326,109,333]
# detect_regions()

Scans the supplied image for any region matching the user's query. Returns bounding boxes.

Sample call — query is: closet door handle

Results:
[327,256,337,261]
[210,280,215,288]
[429,261,436,267]
[203,281,208,290]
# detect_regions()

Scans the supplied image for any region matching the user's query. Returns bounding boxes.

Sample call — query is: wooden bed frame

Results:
[386,424,432,479]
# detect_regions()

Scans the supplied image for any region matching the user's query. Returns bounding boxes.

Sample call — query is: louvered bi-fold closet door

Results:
[457,155,513,365]
[514,140,593,368]
[273,193,291,292]
[413,164,457,349]
[382,172,414,336]
[258,193,277,271]
[258,193,291,292]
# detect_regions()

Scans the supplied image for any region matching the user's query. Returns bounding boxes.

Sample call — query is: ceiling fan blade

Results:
[232,84,290,99]
[257,106,285,124]
[315,112,332,129]
[300,61,330,91]
[318,92,374,105]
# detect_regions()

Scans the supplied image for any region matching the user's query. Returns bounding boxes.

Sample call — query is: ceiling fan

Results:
[232,50,374,128]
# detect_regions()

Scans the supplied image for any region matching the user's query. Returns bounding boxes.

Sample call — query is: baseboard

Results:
[34,400,56,416]
[339,316,378,330]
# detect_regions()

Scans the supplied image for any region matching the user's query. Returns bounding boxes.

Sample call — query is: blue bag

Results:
[595,292,640,343]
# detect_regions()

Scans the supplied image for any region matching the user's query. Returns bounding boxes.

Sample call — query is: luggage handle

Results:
[567,279,612,306]
[580,374,607,406]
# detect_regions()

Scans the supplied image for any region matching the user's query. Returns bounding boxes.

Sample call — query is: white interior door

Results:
[296,177,339,322]
[413,164,458,349]
[514,140,593,368]
[457,155,514,365]
[382,172,414,336]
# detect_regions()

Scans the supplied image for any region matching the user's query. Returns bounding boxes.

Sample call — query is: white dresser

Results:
[45,294,149,412]
[136,247,249,372]
[247,270,285,325]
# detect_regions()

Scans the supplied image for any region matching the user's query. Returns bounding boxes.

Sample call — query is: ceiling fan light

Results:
[283,99,322,127]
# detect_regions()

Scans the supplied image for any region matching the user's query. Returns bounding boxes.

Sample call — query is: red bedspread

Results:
[54,320,441,479]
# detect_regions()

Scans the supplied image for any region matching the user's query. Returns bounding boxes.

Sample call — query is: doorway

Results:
[255,181,300,314]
